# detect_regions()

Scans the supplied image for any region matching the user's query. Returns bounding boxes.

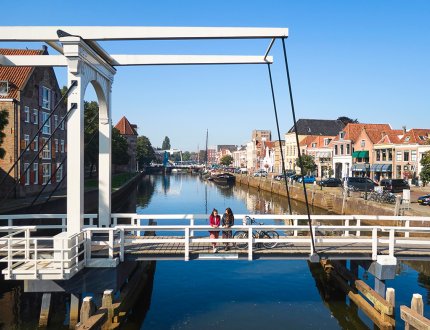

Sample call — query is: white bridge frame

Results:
[0,26,285,236]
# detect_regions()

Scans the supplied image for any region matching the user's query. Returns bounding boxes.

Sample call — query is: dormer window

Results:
[339,131,345,139]
[324,138,332,146]
[312,143,317,148]
[0,81,9,96]
[404,136,410,142]
[361,139,365,148]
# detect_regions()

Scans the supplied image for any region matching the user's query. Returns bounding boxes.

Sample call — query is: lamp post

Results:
[364,162,370,200]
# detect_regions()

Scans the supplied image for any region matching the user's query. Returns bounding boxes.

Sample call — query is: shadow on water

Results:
[136,176,156,209]
[307,262,371,330]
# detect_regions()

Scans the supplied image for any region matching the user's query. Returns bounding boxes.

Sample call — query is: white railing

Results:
[0,214,99,231]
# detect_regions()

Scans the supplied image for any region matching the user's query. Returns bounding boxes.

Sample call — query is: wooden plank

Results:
[75,309,107,330]
[355,280,394,316]
[400,306,430,330]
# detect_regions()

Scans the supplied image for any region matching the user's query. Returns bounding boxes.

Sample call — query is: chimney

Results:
[402,126,407,134]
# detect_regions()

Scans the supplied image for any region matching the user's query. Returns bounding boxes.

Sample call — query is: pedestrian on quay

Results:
[209,208,221,253]
[222,207,235,251]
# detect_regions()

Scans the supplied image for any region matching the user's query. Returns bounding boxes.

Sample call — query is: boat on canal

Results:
[211,172,236,185]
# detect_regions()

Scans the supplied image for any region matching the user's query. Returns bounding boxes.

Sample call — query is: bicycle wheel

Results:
[233,231,249,250]
[262,231,279,249]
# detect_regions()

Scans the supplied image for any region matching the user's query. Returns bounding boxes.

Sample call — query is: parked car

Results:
[344,177,376,192]
[253,169,268,177]
[297,175,316,184]
[318,178,342,187]
[379,179,410,193]
[274,171,295,181]
[417,194,430,205]
[289,174,301,182]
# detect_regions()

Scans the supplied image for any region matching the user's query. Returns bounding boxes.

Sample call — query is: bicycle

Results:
[233,215,279,249]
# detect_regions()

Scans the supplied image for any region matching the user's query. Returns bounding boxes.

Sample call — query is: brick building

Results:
[114,116,138,172]
[0,47,67,198]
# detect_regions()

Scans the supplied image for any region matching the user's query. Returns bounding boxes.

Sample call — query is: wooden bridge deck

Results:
[91,235,430,261]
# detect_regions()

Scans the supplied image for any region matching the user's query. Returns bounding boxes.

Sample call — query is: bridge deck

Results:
[91,235,430,261]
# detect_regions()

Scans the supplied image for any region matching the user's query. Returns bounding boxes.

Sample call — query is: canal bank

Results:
[234,174,428,217]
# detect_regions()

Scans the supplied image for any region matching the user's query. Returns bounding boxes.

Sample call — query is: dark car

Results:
[379,179,410,193]
[274,171,296,181]
[318,177,342,187]
[417,194,430,205]
[345,177,376,192]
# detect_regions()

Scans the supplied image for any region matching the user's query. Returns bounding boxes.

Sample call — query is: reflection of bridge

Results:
[1,214,430,281]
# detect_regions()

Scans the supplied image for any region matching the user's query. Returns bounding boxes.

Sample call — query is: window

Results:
[404,136,410,142]
[24,163,30,185]
[54,115,58,129]
[396,151,402,161]
[33,163,38,185]
[41,112,50,134]
[340,145,344,155]
[42,163,51,185]
[376,150,381,161]
[324,138,331,146]
[60,140,64,153]
[382,149,387,161]
[339,132,345,139]
[54,139,58,153]
[311,143,317,148]
[34,135,38,152]
[42,87,51,110]
[60,117,64,130]
[404,151,409,162]
[388,149,393,161]
[24,106,30,123]
[24,134,30,148]
[56,163,63,182]
[334,145,338,155]
[41,138,51,159]
[411,150,417,162]
[361,140,365,148]
[33,109,38,124]
[346,144,350,155]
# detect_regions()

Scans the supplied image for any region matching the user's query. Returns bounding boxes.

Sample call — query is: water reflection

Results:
[137,176,156,208]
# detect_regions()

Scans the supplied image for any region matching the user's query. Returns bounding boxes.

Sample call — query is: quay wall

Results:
[234,174,394,217]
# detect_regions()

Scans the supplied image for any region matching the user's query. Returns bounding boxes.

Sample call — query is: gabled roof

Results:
[376,132,403,145]
[0,48,45,100]
[400,129,430,145]
[332,123,392,142]
[287,119,345,136]
[217,145,237,152]
[300,135,334,148]
[115,116,138,135]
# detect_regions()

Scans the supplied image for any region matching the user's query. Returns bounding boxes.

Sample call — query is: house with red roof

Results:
[300,135,334,178]
[114,116,138,172]
[0,47,67,198]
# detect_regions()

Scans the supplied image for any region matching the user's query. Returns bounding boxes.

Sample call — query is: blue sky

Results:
[1,1,429,151]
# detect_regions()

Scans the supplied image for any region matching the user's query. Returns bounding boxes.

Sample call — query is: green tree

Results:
[136,135,156,167]
[182,151,191,161]
[420,151,430,186]
[0,109,9,159]
[220,155,233,166]
[337,116,359,126]
[84,101,99,177]
[162,136,171,150]
[112,128,130,166]
[295,155,316,175]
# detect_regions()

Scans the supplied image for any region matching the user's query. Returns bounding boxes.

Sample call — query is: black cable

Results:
[267,63,293,215]
[0,80,77,188]
[281,38,317,254]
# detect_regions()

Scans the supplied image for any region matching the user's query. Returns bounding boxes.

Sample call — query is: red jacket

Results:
[209,214,220,227]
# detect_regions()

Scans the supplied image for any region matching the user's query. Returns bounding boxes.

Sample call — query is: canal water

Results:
[1,173,430,329]
[124,174,430,329]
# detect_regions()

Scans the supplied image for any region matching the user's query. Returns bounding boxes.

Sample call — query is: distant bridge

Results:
[1,214,430,280]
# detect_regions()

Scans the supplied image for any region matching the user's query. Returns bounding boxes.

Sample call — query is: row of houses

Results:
[0,47,138,198]
[212,120,430,183]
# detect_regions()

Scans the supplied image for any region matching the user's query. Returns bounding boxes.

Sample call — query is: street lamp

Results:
[364,161,370,200]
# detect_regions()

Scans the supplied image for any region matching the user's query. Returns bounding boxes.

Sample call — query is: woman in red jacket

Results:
[209,208,221,253]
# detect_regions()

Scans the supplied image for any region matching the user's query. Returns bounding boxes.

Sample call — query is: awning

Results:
[381,164,393,172]
[352,151,369,158]
[352,164,367,172]
[371,164,383,172]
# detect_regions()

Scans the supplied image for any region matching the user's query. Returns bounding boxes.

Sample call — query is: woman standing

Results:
[209,208,221,253]
[222,207,235,251]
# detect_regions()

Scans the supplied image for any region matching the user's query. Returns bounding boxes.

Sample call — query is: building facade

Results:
[114,116,138,172]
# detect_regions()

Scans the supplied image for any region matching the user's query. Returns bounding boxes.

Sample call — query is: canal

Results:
[0,173,430,329]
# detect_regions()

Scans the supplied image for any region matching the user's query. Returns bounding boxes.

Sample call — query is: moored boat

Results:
[212,172,235,185]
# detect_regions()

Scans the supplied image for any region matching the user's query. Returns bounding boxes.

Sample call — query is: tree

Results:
[420,151,430,186]
[162,136,171,150]
[182,151,191,161]
[295,155,316,175]
[220,155,233,166]
[337,116,359,126]
[136,135,156,167]
[0,109,8,159]
[112,128,130,166]
[84,101,100,177]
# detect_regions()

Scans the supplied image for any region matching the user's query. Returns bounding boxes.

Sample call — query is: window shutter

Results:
[51,163,56,184]
[39,86,43,107]
[38,164,43,184]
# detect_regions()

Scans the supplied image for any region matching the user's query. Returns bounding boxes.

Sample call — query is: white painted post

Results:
[61,218,66,232]
[8,218,12,227]
[184,227,190,261]
[85,231,92,262]
[190,216,195,237]
[112,217,117,226]
[345,219,350,237]
[405,220,410,238]
[108,229,114,259]
[389,229,395,257]
[248,227,253,261]
[119,229,124,262]
[372,227,378,260]
[293,219,298,237]
[311,226,316,255]
[356,219,361,237]
[34,239,38,278]
[25,228,30,260]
